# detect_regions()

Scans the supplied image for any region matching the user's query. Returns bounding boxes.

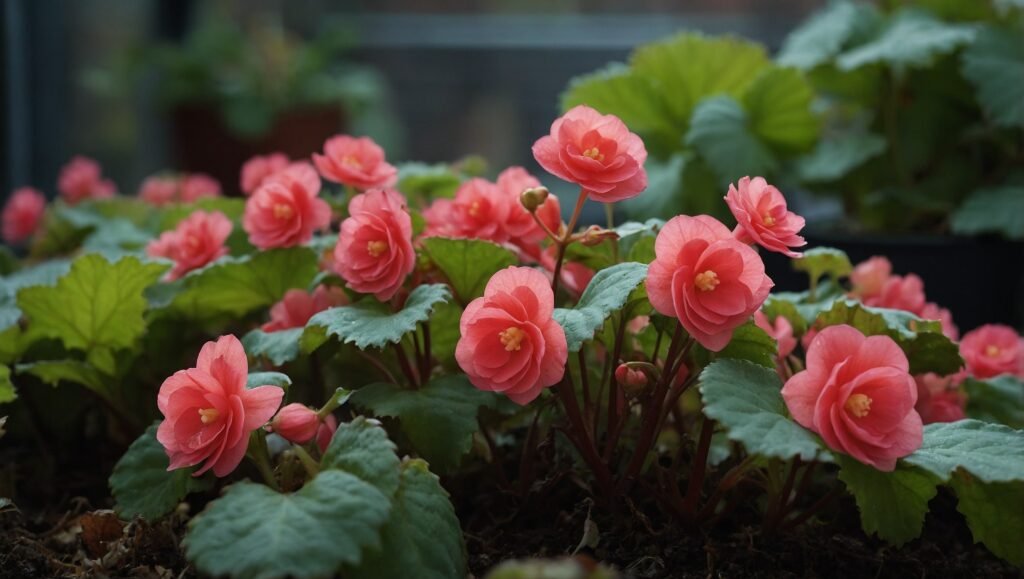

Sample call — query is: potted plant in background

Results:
[91,9,392,194]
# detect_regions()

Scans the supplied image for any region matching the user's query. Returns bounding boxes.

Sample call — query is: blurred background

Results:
[1,0,1022,330]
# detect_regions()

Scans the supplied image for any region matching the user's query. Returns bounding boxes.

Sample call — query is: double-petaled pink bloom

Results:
[456,267,568,404]
[2,187,46,244]
[959,324,1024,379]
[261,285,348,332]
[243,162,331,249]
[334,189,415,301]
[240,153,290,196]
[782,325,922,471]
[914,373,965,424]
[157,335,284,477]
[725,177,806,258]
[313,135,397,190]
[532,105,648,203]
[58,156,115,205]
[849,256,958,340]
[147,210,232,280]
[647,215,773,351]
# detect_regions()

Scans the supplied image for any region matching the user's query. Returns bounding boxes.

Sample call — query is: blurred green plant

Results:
[779,0,1024,237]
[85,10,386,138]
[561,33,820,221]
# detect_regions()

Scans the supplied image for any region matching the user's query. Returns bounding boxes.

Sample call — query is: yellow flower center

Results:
[342,155,363,169]
[582,147,605,162]
[367,240,388,257]
[985,345,1001,358]
[185,234,200,249]
[198,407,220,424]
[273,203,294,220]
[694,270,720,292]
[763,213,776,227]
[845,393,872,418]
[499,327,526,351]
[469,200,481,218]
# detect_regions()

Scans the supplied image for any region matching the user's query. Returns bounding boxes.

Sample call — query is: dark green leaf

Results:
[553,262,648,351]
[836,9,975,71]
[951,474,1024,566]
[321,416,402,498]
[951,186,1024,240]
[964,375,1024,428]
[795,132,887,183]
[837,455,940,546]
[742,67,819,152]
[242,328,304,366]
[961,27,1024,128]
[902,419,1024,483]
[307,284,450,350]
[421,237,517,302]
[0,366,14,404]
[246,371,291,390]
[685,96,778,183]
[777,1,869,69]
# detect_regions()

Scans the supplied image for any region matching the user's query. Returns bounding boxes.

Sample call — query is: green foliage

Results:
[420,237,518,303]
[553,262,648,351]
[16,360,109,396]
[793,247,853,288]
[346,459,467,579]
[903,420,1024,483]
[837,456,941,545]
[777,1,873,70]
[742,67,820,152]
[761,296,808,337]
[351,375,505,472]
[242,328,304,366]
[695,321,778,370]
[396,163,463,200]
[795,132,887,183]
[0,366,15,404]
[950,474,1024,566]
[961,27,1024,128]
[699,359,831,462]
[109,423,212,520]
[951,186,1024,239]
[836,9,975,70]
[685,96,778,184]
[246,371,291,390]
[170,248,319,319]
[307,284,450,350]
[812,299,962,375]
[964,375,1024,428]
[320,417,402,498]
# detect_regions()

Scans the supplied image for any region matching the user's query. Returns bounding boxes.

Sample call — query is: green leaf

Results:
[17,254,167,354]
[836,9,976,71]
[242,328,304,366]
[961,27,1024,128]
[699,359,831,462]
[16,359,110,396]
[396,163,462,199]
[553,262,648,352]
[699,321,777,369]
[184,470,392,579]
[0,366,15,404]
[307,284,451,350]
[837,455,941,546]
[950,474,1024,566]
[158,198,246,231]
[246,371,291,390]
[321,416,402,498]
[742,67,819,152]
[777,1,868,70]
[761,296,808,337]
[171,247,319,319]
[631,33,770,134]
[793,247,853,286]
[685,96,778,183]
[951,186,1024,240]
[347,459,466,579]
[420,237,517,302]
[109,422,212,520]
[351,375,505,472]
[795,132,887,183]
[964,375,1024,429]
[902,420,1024,483]
[813,299,962,375]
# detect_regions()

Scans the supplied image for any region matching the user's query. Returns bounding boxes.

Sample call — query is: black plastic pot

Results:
[760,231,1024,333]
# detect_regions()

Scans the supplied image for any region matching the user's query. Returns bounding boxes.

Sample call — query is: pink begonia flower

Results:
[316,414,338,454]
[532,105,648,203]
[147,210,232,281]
[422,198,459,238]
[864,274,927,315]
[540,245,595,299]
[615,364,648,389]
[451,178,512,243]
[647,215,773,352]
[57,156,115,205]
[456,266,568,404]
[243,162,330,250]
[754,310,796,359]
[959,324,1024,379]
[920,301,959,341]
[268,403,320,444]
[2,187,46,244]
[157,335,284,477]
[241,152,290,196]
[138,176,180,206]
[334,189,415,301]
[725,177,806,258]
[180,173,222,203]
[850,256,892,299]
[914,373,965,424]
[262,285,348,332]
[313,135,397,190]
[782,325,923,471]
[496,167,562,247]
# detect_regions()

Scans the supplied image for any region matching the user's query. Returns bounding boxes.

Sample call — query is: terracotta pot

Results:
[170,105,345,195]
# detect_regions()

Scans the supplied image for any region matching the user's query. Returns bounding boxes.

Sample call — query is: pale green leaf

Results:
[421,237,517,303]
[793,247,853,285]
[742,67,819,152]
[796,132,887,183]
[307,284,450,350]
[902,419,1024,483]
[242,328,304,366]
[837,9,976,71]
[553,262,648,351]
[685,96,778,183]
[0,366,14,404]
[951,186,1024,240]
[246,371,291,390]
[777,1,868,69]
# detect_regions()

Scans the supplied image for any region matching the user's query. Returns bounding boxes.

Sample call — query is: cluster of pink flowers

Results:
[138,173,222,206]
[850,256,958,340]
[58,156,116,205]
[147,211,232,280]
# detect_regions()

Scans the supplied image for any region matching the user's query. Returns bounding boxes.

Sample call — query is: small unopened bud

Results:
[268,403,320,444]
[520,186,550,212]
[316,414,338,454]
[615,363,648,392]
[579,225,619,247]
